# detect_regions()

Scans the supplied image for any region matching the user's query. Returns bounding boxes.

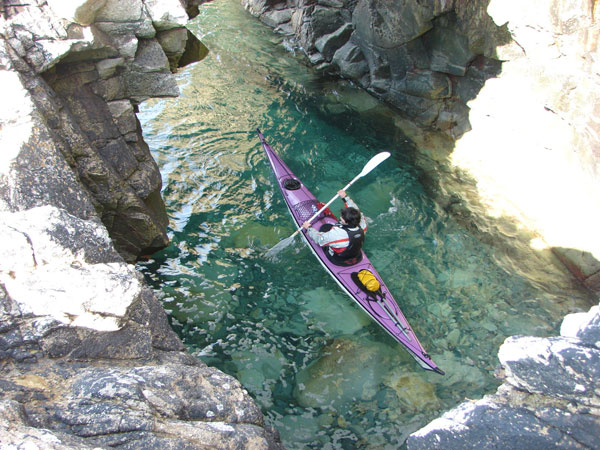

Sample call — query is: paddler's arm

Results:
[338,190,367,233]
[302,221,333,246]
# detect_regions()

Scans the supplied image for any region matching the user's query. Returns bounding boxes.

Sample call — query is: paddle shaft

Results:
[289,173,363,239]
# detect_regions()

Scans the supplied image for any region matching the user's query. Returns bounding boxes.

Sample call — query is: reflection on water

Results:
[137,1,593,448]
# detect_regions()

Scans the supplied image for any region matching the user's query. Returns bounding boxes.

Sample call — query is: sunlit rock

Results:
[47,0,107,26]
[408,397,584,449]
[561,305,600,347]
[95,0,155,39]
[0,399,95,449]
[131,38,170,73]
[157,27,189,70]
[145,0,189,31]
[0,206,137,331]
[410,301,600,448]
[499,336,600,406]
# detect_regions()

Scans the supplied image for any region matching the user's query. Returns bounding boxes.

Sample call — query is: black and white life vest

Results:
[331,224,364,261]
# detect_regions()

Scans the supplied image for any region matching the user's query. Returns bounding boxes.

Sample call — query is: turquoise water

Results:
[137,1,593,448]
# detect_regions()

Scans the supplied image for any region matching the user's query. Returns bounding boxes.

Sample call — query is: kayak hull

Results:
[258,129,443,375]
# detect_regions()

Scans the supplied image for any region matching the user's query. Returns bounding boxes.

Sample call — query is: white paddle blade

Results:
[265,233,297,260]
[358,152,391,177]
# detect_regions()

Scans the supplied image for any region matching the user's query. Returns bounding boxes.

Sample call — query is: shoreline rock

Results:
[407,305,600,449]
[242,0,506,139]
[0,1,283,448]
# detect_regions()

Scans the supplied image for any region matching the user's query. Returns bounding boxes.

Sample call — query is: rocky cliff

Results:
[0,1,281,448]
[242,0,506,138]
[0,0,205,263]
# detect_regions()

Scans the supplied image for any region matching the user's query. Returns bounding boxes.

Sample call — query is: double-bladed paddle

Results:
[265,151,391,258]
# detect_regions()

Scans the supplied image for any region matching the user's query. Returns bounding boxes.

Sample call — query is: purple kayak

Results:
[258,129,444,375]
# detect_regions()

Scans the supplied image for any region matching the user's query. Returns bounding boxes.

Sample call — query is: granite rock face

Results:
[0,203,281,448]
[242,0,506,138]
[0,0,206,262]
[0,1,283,448]
[407,304,600,449]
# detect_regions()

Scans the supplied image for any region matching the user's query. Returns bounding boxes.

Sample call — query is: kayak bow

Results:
[258,129,444,375]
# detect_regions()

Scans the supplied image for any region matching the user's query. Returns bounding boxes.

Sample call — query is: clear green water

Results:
[137,1,592,448]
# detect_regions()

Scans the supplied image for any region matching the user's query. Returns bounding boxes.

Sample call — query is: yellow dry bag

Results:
[357,270,380,292]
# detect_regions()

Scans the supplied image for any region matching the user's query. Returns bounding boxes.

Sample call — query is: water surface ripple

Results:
[137,1,592,448]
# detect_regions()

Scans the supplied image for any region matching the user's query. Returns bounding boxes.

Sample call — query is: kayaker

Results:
[301,190,367,265]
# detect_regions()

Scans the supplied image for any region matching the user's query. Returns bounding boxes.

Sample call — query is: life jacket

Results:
[335,224,364,260]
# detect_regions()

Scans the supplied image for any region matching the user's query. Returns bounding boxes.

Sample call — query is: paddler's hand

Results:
[338,189,347,200]
[302,221,311,230]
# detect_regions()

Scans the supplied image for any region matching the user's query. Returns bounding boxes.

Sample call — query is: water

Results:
[137,1,594,448]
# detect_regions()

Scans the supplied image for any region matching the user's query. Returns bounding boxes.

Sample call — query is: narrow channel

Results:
[137,1,593,448]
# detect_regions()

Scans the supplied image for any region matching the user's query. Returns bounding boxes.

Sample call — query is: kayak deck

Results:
[258,129,443,375]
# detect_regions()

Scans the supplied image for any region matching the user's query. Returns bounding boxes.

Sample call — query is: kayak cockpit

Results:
[282,178,301,190]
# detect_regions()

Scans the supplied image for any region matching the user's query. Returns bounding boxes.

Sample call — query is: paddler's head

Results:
[341,207,361,227]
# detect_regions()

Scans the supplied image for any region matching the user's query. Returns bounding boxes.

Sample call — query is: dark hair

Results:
[341,207,361,227]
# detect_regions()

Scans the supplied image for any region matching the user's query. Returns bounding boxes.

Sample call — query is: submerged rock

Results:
[294,337,391,409]
[300,287,372,336]
[385,372,441,413]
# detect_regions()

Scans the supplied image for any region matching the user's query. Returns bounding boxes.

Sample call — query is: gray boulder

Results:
[407,304,600,449]
[315,22,353,60]
[332,38,369,82]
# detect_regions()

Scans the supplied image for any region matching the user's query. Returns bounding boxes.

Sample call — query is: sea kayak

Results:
[257,129,444,375]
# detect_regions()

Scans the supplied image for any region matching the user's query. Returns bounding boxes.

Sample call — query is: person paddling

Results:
[302,190,367,266]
